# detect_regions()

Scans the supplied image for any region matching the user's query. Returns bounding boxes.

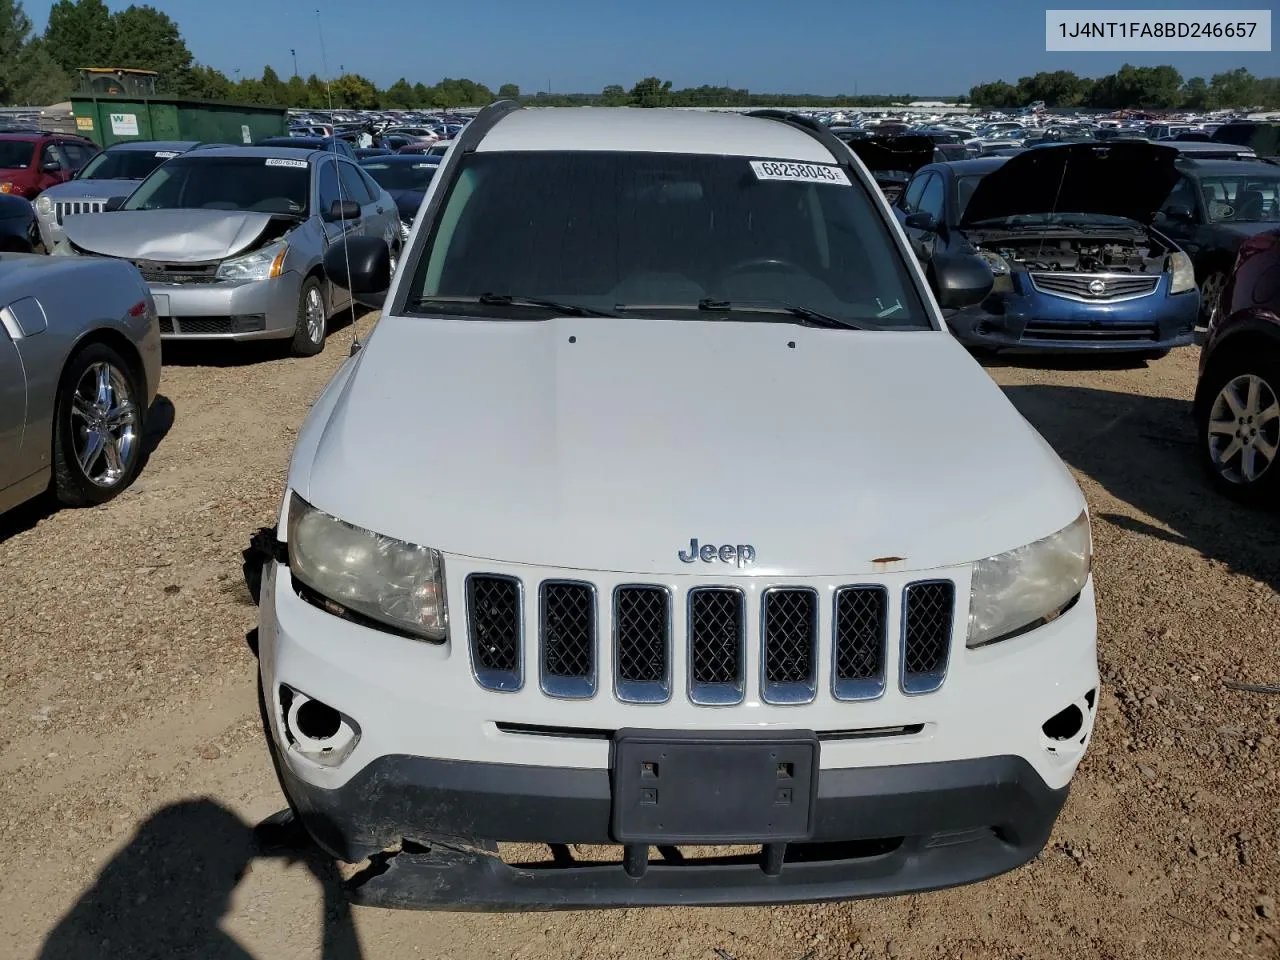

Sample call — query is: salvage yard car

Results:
[897,142,1200,356]
[1,252,160,513]
[248,104,1099,910]
[52,145,402,356]
[33,140,203,251]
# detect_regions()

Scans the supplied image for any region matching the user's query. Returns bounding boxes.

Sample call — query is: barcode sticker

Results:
[265,158,308,168]
[750,160,850,185]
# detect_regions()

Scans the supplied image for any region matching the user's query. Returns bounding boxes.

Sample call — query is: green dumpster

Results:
[71,95,289,148]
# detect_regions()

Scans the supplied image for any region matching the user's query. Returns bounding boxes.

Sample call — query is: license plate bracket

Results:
[611,729,819,844]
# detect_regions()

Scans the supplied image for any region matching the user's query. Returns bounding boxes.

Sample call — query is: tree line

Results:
[1,0,1277,111]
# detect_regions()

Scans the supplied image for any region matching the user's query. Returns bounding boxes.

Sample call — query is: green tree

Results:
[43,0,113,74]
[1209,68,1258,109]
[11,38,72,104]
[305,72,330,107]
[186,63,233,101]
[601,83,627,106]
[108,5,194,94]
[630,76,672,107]
[1015,70,1087,107]
[0,0,32,104]
[497,82,519,99]
[1181,76,1210,110]
[332,72,378,109]
[382,77,415,108]
[968,80,1019,108]
[258,64,285,104]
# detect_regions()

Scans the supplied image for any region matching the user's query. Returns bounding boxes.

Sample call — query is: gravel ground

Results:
[1,329,1278,960]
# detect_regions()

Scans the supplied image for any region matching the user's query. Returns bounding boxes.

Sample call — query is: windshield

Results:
[1200,174,1280,223]
[955,175,985,220]
[362,161,437,192]
[404,151,930,329]
[0,140,34,169]
[78,148,178,181]
[124,156,310,215]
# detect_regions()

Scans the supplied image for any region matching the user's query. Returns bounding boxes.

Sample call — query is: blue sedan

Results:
[893,142,1200,356]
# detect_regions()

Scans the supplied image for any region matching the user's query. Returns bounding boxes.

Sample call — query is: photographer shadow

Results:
[38,799,362,960]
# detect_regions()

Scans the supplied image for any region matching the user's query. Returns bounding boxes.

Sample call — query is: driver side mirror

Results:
[324,199,362,222]
[104,195,126,212]
[41,160,62,174]
[1162,204,1194,222]
[904,211,938,234]
[929,253,994,310]
[323,235,390,309]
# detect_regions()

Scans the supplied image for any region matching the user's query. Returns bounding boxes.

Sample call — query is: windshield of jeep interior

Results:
[405,151,932,329]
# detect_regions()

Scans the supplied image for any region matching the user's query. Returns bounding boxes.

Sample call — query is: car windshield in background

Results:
[0,141,34,168]
[956,174,985,220]
[1199,174,1280,223]
[77,149,178,181]
[123,156,310,216]
[363,161,438,192]
[406,151,929,329]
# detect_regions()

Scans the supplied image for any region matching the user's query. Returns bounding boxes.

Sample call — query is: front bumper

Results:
[947,274,1198,353]
[151,271,303,340]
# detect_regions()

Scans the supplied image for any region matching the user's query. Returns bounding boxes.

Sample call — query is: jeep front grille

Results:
[761,588,818,703]
[54,199,105,224]
[540,581,596,699]
[466,574,522,691]
[833,586,888,701]
[901,581,955,695]
[462,574,957,704]
[614,585,670,703]
[688,587,746,705]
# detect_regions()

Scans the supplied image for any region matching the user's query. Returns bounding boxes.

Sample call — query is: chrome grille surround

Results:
[1028,271,1160,303]
[687,587,746,706]
[831,585,889,702]
[759,587,819,705]
[539,579,597,700]
[613,584,672,704]
[465,573,523,692]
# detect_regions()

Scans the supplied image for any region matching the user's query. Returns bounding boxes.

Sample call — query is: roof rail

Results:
[457,99,521,156]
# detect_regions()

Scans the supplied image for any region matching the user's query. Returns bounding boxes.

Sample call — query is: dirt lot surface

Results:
[2,324,1278,960]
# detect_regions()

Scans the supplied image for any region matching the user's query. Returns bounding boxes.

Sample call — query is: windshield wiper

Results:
[407,294,615,317]
[695,298,867,330]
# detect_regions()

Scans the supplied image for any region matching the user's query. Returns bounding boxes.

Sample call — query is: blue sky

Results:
[22,0,1278,94]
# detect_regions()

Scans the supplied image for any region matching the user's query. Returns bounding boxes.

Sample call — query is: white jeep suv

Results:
[250,102,1098,910]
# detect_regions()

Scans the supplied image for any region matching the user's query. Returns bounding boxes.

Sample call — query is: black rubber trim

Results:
[273,749,1068,909]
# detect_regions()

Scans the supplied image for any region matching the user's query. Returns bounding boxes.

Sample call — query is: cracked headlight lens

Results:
[287,493,447,641]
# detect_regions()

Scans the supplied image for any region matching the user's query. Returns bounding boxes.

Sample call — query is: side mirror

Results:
[904,211,938,233]
[1162,204,1194,222]
[104,196,126,212]
[323,235,390,309]
[929,253,994,310]
[324,199,361,222]
[41,160,62,173]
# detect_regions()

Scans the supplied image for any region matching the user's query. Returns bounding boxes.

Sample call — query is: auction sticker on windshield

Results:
[265,158,308,168]
[751,160,851,185]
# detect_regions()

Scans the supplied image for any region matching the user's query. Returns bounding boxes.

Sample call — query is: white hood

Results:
[292,315,1084,576]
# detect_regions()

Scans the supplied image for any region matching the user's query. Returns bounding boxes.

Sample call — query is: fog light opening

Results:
[278,686,360,765]
[296,698,342,741]
[1042,704,1084,742]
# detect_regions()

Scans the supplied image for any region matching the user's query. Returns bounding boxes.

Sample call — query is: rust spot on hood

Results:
[871,556,906,569]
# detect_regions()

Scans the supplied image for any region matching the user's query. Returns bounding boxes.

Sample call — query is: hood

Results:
[294,316,1084,577]
[386,188,425,221]
[40,179,139,202]
[844,136,936,177]
[60,209,278,262]
[961,141,1180,227]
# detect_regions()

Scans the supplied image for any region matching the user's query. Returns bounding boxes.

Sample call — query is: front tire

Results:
[51,343,145,507]
[1197,356,1280,506]
[1198,270,1226,329]
[291,276,327,357]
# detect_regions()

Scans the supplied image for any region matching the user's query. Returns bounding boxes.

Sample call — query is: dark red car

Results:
[1195,227,1280,503]
[0,131,98,200]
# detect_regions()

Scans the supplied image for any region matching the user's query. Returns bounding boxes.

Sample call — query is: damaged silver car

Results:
[53,146,401,355]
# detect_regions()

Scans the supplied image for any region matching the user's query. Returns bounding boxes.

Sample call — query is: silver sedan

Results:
[0,253,161,514]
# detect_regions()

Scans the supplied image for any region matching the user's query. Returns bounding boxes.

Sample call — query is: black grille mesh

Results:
[763,590,816,685]
[615,586,668,684]
[689,589,743,686]
[541,583,594,679]
[903,582,954,681]
[467,576,520,673]
[158,316,174,334]
[834,587,887,682]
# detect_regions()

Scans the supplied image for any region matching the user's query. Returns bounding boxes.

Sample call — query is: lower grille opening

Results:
[497,838,902,868]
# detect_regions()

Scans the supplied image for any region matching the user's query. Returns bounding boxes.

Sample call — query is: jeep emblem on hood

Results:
[678,538,756,567]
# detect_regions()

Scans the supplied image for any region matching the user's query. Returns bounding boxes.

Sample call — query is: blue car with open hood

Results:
[893,141,1200,356]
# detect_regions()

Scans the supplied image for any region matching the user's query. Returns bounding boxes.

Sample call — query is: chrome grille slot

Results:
[1029,272,1159,302]
[761,588,818,704]
[688,587,745,705]
[832,586,888,701]
[539,580,596,699]
[466,574,522,691]
[55,199,105,224]
[614,585,670,703]
[901,581,955,695]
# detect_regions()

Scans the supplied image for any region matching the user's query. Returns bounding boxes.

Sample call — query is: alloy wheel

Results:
[305,286,325,343]
[71,361,138,487]
[1200,272,1225,328]
[1207,373,1280,484]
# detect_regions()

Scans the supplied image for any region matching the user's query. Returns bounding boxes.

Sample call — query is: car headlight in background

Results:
[287,493,448,642]
[1167,251,1195,295]
[975,249,1013,293]
[35,195,52,216]
[0,182,13,194]
[216,240,288,281]
[967,511,1091,648]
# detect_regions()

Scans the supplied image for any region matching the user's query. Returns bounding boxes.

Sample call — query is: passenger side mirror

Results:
[323,235,390,309]
[1162,204,1194,222]
[104,196,126,212]
[929,253,994,310]
[904,211,938,234]
[41,160,62,173]
[324,199,361,222]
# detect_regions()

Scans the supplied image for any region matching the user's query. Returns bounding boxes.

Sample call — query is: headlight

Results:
[216,240,288,281]
[286,493,448,641]
[975,249,1013,293]
[967,511,1091,648]
[35,195,52,216]
[1167,251,1195,295]
[0,182,13,194]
